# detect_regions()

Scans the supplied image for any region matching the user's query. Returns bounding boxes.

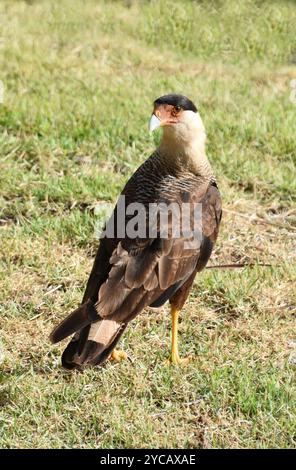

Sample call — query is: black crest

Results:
[154,94,197,113]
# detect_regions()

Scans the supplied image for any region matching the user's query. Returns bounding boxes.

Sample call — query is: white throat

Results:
[158,111,214,179]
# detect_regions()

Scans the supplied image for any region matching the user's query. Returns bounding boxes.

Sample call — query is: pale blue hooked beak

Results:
[148,114,161,132]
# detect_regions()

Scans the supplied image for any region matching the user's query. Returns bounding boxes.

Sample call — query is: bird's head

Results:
[149,94,205,146]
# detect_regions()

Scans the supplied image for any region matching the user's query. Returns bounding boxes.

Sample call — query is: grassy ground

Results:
[0,0,296,449]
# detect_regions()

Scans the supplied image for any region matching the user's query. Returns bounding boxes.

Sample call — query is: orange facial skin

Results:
[153,103,183,127]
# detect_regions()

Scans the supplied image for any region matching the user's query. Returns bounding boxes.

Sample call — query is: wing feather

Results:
[51,152,222,369]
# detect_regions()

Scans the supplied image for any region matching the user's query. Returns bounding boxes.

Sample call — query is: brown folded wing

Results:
[50,156,221,369]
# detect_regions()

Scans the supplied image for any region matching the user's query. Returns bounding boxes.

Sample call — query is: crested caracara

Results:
[50,94,222,369]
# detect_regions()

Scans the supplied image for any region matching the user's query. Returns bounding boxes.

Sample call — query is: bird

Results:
[50,94,222,369]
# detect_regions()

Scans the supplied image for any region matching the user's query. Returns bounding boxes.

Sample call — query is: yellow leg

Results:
[110,349,128,362]
[166,306,190,365]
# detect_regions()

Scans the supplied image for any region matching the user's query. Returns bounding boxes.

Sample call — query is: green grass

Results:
[0,0,296,448]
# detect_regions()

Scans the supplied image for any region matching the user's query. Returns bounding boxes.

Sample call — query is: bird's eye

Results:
[175,105,181,112]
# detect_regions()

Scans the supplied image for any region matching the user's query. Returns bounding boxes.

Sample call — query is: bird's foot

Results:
[109,349,128,362]
[164,354,192,366]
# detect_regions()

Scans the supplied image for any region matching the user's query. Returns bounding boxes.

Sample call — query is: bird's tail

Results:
[50,299,126,370]
[50,299,99,344]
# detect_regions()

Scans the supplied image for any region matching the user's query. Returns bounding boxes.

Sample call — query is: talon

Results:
[109,349,128,362]
[164,355,192,366]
